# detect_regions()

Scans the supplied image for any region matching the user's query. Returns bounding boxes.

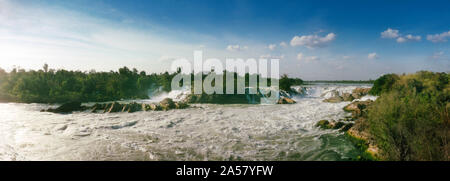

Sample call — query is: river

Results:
[0,83,375,161]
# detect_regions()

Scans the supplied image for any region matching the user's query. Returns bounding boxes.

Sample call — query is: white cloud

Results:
[382,28,421,43]
[381,28,400,39]
[260,54,285,59]
[267,44,276,50]
[290,33,336,48]
[368,53,378,59]
[427,31,450,43]
[432,51,444,59]
[279,41,287,47]
[396,34,421,43]
[297,53,319,62]
[297,53,303,60]
[226,44,248,51]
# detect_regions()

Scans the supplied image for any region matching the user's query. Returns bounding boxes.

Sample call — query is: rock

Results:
[341,123,354,132]
[159,98,176,110]
[55,124,68,131]
[121,104,130,112]
[333,121,346,129]
[106,102,122,113]
[91,103,106,113]
[316,120,333,129]
[277,97,296,104]
[142,103,151,111]
[343,100,373,117]
[175,102,189,109]
[103,103,112,113]
[323,96,344,103]
[46,101,82,113]
[149,103,160,111]
[128,102,142,113]
[342,93,354,102]
[352,88,371,99]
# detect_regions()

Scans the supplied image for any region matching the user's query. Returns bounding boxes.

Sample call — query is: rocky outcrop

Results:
[343,100,373,118]
[106,102,123,113]
[44,98,190,114]
[351,87,371,99]
[315,119,353,131]
[316,97,380,160]
[323,96,344,103]
[159,98,176,110]
[44,101,86,113]
[93,100,186,114]
[277,97,296,104]
[323,87,371,103]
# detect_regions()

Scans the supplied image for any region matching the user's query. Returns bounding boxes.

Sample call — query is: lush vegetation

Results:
[368,74,399,95]
[0,65,303,104]
[182,72,303,104]
[366,71,449,160]
[0,65,178,103]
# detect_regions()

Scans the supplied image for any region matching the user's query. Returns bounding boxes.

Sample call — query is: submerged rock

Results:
[323,96,344,103]
[316,120,333,129]
[46,101,83,113]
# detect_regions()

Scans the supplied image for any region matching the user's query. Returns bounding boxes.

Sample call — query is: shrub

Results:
[367,71,449,160]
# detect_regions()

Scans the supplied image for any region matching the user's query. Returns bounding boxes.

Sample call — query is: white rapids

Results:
[0,84,375,161]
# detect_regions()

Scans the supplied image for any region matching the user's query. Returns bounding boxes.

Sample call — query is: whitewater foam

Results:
[0,84,374,161]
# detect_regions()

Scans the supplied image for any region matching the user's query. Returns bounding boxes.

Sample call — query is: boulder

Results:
[323,96,344,103]
[91,103,106,113]
[277,97,296,104]
[333,121,346,129]
[342,93,354,102]
[103,103,112,113]
[316,120,333,129]
[343,100,373,118]
[149,103,161,111]
[352,88,371,99]
[106,102,122,113]
[159,98,176,110]
[128,102,142,113]
[175,102,189,109]
[142,103,151,111]
[46,101,82,113]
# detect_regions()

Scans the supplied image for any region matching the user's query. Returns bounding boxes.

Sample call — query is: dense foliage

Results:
[368,74,399,95]
[279,74,303,92]
[0,65,178,103]
[0,65,303,103]
[181,72,303,104]
[366,71,449,160]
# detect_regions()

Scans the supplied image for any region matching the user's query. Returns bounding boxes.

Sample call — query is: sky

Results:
[0,0,449,80]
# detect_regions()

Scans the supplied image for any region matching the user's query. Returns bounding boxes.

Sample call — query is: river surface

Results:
[0,84,375,161]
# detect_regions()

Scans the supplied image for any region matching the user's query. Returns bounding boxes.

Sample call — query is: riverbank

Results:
[316,71,449,161]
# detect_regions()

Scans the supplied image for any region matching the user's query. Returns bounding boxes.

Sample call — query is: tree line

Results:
[0,64,303,103]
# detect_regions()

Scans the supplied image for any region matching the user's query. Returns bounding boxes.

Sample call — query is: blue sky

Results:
[0,0,449,80]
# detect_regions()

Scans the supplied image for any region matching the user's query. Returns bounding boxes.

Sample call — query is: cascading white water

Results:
[0,83,375,161]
